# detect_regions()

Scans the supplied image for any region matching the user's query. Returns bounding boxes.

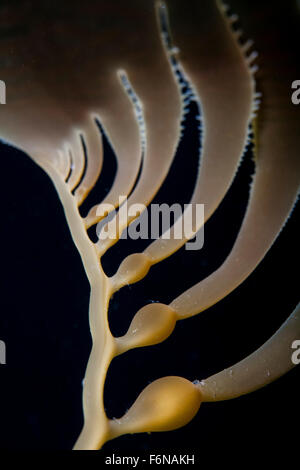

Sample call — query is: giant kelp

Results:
[0,0,299,450]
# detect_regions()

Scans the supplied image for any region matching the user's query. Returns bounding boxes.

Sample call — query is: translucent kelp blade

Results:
[87,20,182,231]
[0,0,177,209]
[197,303,300,401]
[84,75,142,226]
[110,0,256,287]
[169,0,300,319]
[144,0,255,262]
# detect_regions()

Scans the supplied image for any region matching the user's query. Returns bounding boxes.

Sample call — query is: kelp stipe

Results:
[0,0,299,450]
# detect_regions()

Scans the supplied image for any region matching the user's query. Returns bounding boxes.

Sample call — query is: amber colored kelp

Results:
[0,0,299,450]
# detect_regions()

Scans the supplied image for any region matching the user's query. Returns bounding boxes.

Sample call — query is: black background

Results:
[0,0,299,463]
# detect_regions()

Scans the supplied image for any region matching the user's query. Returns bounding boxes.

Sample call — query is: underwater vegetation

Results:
[0,0,299,451]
